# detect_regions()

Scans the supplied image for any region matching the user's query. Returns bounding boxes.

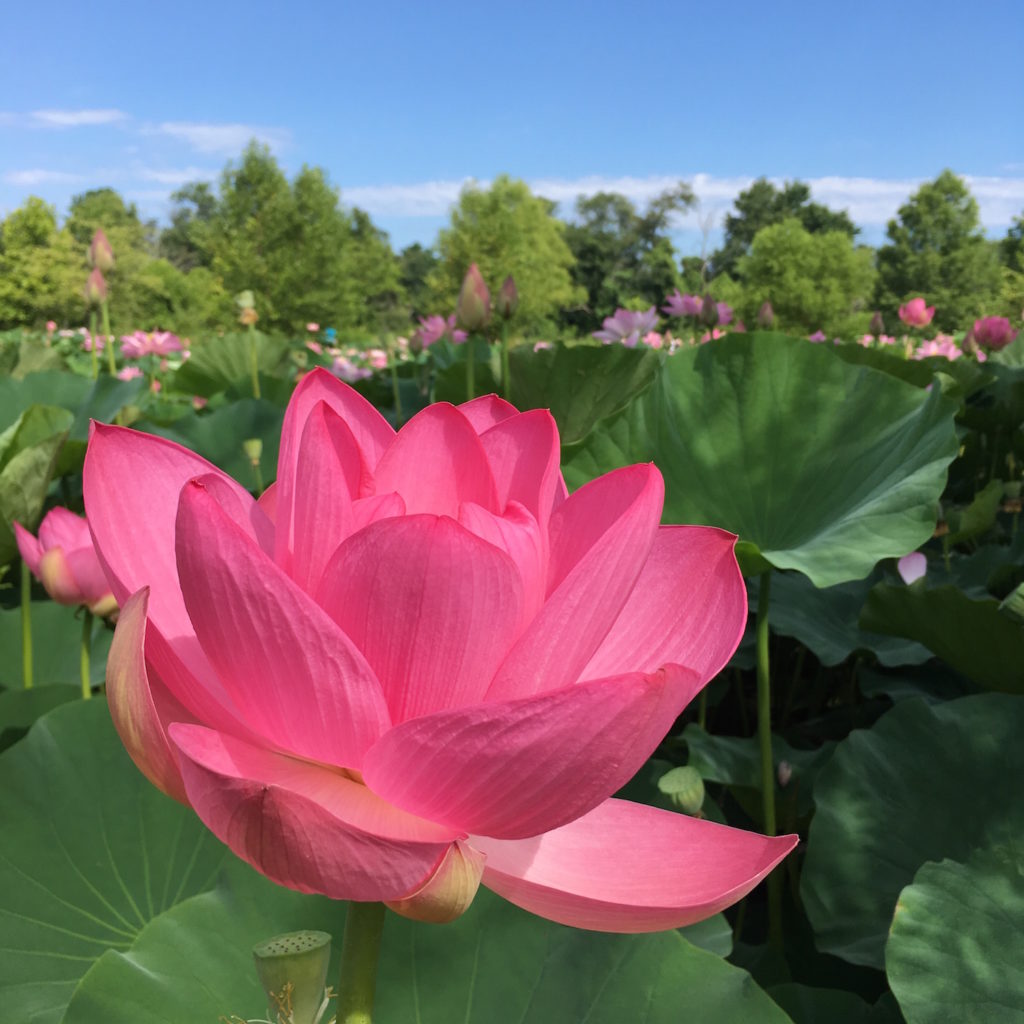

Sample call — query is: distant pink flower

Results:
[45,320,57,333]
[808,330,827,343]
[85,369,795,928]
[593,307,659,347]
[699,327,726,344]
[972,316,1018,351]
[662,290,703,318]
[82,331,106,352]
[14,508,117,616]
[367,348,389,370]
[857,334,874,348]
[306,341,324,355]
[914,338,962,361]
[897,552,927,584]
[117,367,144,381]
[533,341,554,352]
[447,315,468,345]
[120,331,184,359]
[416,315,462,349]
[192,396,208,410]
[899,298,935,328]
[641,331,664,349]
[732,320,746,333]
[395,336,410,352]
[331,356,372,383]
[306,322,320,332]
[716,302,733,326]
[878,334,897,346]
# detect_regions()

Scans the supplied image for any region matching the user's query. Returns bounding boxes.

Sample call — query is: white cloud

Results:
[2,169,84,185]
[153,121,290,155]
[31,108,128,127]
[338,172,1024,232]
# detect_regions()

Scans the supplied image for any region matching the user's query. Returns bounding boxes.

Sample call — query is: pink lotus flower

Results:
[808,330,827,343]
[81,331,106,352]
[415,315,466,348]
[306,322,320,333]
[641,331,664,349]
[306,341,324,355]
[533,341,554,352]
[331,356,372,383]
[46,320,57,333]
[897,552,927,584]
[899,297,935,328]
[120,331,184,359]
[367,348,389,370]
[14,508,117,617]
[662,290,703,318]
[592,307,660,347]
[117,366,144,381]
[913,338,962,361]
[972,316,1018,351]
[85,369,794,931]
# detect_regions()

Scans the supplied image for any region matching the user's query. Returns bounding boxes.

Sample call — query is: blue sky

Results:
[2,0,1022,253]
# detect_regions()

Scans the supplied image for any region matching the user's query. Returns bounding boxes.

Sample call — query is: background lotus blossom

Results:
[898,297,935,327]
[972,315,1018,350]
[14,508,117,616]
[120,330,184,359]
[592,307,659,347]
[897,551,927,584]
[662,290,703,318]
[85,369,795,933]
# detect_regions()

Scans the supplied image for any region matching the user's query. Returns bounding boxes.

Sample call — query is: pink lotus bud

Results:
[757,302,775,330]
[777,761,793,788]
[496,275,519,320]
[455,263,491,332]
[46,320,57,333]
[972,316,1018,351]
[88,229,115,272]
[869,311,885,336]
[84,268,107,306]
[897,551,927,584]
[898,297,935,328]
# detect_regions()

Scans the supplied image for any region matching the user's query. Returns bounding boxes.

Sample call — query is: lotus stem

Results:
[89,310,99,379]
[466,335,476,402]
[697,689,707,730]
[501,321,511,401]
[80,610,94,700]
[21,561,32,689]
[756,570,782,947]
[101,300,117,376]
[248,323,261,400]
[336,901,386,1024]
[388,337,404,427]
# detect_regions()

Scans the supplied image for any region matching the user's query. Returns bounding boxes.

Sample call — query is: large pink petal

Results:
[287,402,364,591]
[363,665,701,839]
[317,515,524,723]
[106,589,190,803]
[83,424,262,732]
[13,522,42,575]
[176,481,391,768]
[169,724,457,900]
[274,369,394,571]
[457,394,519,433]
[373,403,499,516]
[487,464,664,700]
[479,409,562,526]
[64,547,115,609]
[474,799,798,932]
[582,526,746,684]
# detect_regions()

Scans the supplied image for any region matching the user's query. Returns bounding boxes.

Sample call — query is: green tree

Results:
[65,188,151,250]
[1000,214,1024,274]
[739,218,876,335]
[399,243,439,320]
[430,175,581,333]
[713,178,858,280]
[875,170,1001,331]
[160,182,217,272]
[561,184,694,332]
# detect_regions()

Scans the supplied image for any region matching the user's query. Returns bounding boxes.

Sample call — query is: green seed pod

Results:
[657,765,705,816]
[252,930,332,1024]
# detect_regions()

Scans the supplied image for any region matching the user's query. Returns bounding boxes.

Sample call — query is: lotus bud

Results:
[84,268,107,306]
[386,840,485,923]
[496,274,519,319]
[455,263,491,332]
[252,930,332,1024]
[869,310,885,336]
[757,301,775,330]
[239,307,259,326]
[700,293,719,327]
[242,437,263,467]
[897,552,927,585]
[777,761,793,788]
[657,765,705,816]
[88,228,115,272]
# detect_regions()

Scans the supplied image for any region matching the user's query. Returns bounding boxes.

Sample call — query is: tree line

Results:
[1,143,1021,339]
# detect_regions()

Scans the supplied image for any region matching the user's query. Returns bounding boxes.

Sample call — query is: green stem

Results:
[21,561,32,689]
[336,901,386,1024]
[697,689,707,731]
[101,300,117,375]
[80,610,94,700]
[756,570,782,947]
[501,321,511,401]
[466,335,476,401]
[247,323,261,399]
[388,338,404,427]
[89,310,99,379]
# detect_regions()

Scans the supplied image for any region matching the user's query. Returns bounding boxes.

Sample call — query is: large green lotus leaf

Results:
[0,684,78,753]
[133,398,284,486]
[0,602,112,689]
[509,341,662,445]
[65,859,791,1024]
[0,405,74,564]
[0,699,228,1024]
[768,983,878,1024]
[886,845,1024,1024]
[860,582,1024,692]
[172,331,291,397]
[832,342,991,396]
[765,570,931,667]
[801,693,1024,969]
[563,334,960,587]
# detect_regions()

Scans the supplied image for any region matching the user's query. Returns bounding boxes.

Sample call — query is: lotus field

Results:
[1,266,1022,1024]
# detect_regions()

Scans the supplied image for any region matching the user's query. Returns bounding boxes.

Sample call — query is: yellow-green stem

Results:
[756,570,782,947]
[101,300,117,375]
[80,610,93,700]
[336,902,386,1024]
[501,321,511,401]
[388,337,404,426]
[247,323,261,399]
[89,310,99,379]
[466,336,476,401]
[21,561,33,689]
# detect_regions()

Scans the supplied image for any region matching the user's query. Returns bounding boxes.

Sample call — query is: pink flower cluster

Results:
[120,331,185,359]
